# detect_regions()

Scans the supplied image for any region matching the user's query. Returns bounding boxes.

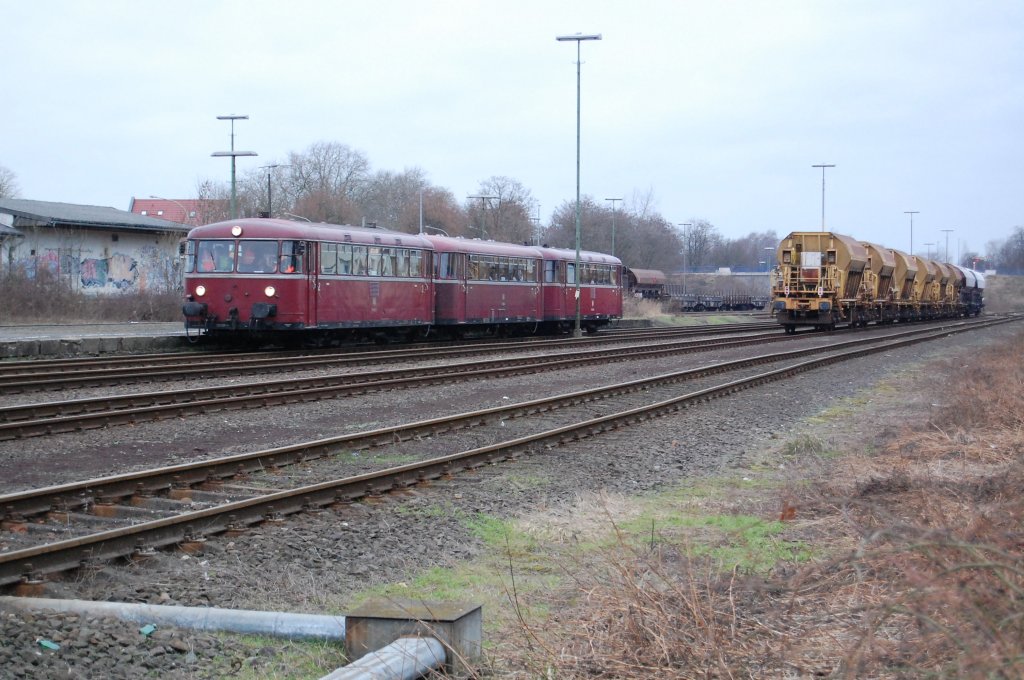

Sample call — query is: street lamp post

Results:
[259,164,289,218]
[679,222,692,295]
[940,229,953,262]
[466,195,497,239]
[924,242,935,260]
[212,114,257,220]
[904,211,919,255]
[811,164,835,231]
[556,32,602,337]
[605,197,622,257]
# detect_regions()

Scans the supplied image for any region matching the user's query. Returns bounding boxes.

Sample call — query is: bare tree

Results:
[992,226,1024,272]
[682,219,718,270]
[545,197,684,272]
[0,165,20,199]
[356,167,429,231]
[284,141,370,223]
[708,229,779,271]
[193,179,231,224]
[466,176,537,243]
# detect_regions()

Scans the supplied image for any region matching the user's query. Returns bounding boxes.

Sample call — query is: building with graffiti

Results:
[0,199,189,294]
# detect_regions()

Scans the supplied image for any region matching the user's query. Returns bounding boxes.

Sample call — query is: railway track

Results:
[0,315,1015,588]
[0,322,776,394]
[0,327,800,439]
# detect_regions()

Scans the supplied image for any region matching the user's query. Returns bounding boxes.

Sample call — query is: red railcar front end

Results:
[182,218,435,340]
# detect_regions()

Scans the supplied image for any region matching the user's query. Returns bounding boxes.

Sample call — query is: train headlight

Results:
[231,225,243,237]
[264,286,276,297]
[194,285,206,297]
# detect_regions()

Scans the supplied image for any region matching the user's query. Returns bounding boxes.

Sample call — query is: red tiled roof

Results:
[129,198,205,226]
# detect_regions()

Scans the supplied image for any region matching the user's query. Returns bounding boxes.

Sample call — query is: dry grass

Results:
[490,332,1024,678]
[0,271,181,323]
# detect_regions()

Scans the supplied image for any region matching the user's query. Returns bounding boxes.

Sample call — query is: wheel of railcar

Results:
[785,324,796,335]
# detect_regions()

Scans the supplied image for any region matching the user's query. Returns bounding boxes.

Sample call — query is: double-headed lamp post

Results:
[212,114,257,220]
[557,32,602,338]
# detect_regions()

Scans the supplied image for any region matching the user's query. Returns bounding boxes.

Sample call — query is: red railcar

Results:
[537,246,623,334]
[182,218,623,342]
[182,219,435,341]
[425,235,542,334]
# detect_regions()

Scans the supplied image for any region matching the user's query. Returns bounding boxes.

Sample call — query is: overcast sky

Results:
[4,0,1021,259]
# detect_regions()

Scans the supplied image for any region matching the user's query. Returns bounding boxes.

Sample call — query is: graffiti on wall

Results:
[13,250,59,279]
[81,253,138,289]
[14,250,173,292]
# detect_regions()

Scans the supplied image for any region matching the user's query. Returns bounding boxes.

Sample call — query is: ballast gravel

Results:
[0,322,1018,678]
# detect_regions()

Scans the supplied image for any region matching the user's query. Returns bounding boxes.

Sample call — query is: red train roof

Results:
[422,234,541,257]
[186,218,434,248]
[535,246,622,265]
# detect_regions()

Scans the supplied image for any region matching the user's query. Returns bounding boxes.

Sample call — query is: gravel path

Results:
[0,321,1019,678]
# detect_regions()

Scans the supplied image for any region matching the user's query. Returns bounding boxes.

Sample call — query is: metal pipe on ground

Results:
[0,596,345,641]
[319,636,447,680]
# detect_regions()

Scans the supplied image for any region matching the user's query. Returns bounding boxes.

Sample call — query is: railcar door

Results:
[304,241,318,327]
[433,251,465,324]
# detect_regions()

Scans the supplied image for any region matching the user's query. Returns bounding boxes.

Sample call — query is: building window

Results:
[112,234,119,242]
[188,210,196,218]
[140,210,148,215]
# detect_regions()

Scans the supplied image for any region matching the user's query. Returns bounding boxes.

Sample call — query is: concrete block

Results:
[345,599,482,677]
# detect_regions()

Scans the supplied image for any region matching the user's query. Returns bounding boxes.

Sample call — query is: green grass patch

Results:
[780,434,828,457]
[619,511,814,572]
[208,634,347,679]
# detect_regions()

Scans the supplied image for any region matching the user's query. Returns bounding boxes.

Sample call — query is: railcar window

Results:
[321,243,338,275]
[238,241,279,274]
[367,247,382,276]
[351,245,367,275]
[566,262,576,285]
[544,260,559,283]
[337,244,353,274]
[379,248,396,276]
[197,240,235,273]
[395,249,410,277]
[409,250,423,277]
[184,240,196,273]
[465,254,538,282]
[280,241,303,274]
[436,252,460,279]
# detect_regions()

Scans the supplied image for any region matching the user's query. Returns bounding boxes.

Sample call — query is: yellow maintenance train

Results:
[770,231,985,334]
